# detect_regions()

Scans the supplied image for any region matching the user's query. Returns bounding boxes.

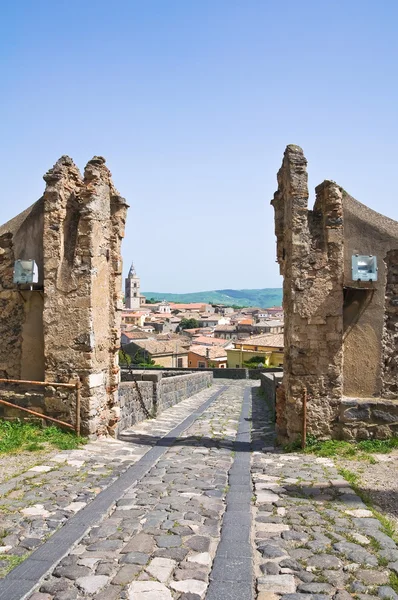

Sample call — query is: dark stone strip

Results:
[0,385,227,600]
[207,385,254,600]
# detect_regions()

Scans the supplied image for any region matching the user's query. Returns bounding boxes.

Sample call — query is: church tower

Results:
[125,262,142,309]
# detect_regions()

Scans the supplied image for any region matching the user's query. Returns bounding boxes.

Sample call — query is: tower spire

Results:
[129,262,136,277]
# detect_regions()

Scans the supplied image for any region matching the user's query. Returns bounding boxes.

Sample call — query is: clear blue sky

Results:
[1,1,398,292]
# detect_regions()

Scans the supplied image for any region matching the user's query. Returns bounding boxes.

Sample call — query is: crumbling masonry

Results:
[272,145,398,442]
[0,157,128,436]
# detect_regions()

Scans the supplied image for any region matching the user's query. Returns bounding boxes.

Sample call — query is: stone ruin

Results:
[0,156,128,436]
[272,145,398,443]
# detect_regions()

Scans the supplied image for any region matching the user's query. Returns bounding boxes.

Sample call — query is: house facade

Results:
[226,333,284,368]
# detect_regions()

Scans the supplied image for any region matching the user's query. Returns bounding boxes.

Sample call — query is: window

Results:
[189,361,191,366]
[177,358,183,368]
[198,361,206,368]
[236,364,239,368]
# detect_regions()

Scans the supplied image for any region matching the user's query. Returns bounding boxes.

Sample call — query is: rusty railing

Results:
[0,378,81,436]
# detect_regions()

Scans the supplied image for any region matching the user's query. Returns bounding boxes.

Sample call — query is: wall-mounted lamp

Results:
[351,255,378,282]
[13,259,38,285]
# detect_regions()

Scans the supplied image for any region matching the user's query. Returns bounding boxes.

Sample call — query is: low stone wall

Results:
[159,372,212,411]
[260,372,283,422]
[117,371,213,434]
[121,367,282,380]
[117,381,155,433]
[338,397,398,440]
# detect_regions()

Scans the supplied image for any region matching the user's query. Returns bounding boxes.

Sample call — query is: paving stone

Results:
[345,509,374,518]
[187,552,212,566]
[298,582,335,593]
[28,594,52,600]
[154,547,189,561]
[155,535,182,548]
[40,579,70,594]
[378,587,398,599]
[170,579,208,595]
[258,543,288,559]
[306,554,343,570]
[146,557,176,582]
[333,541,378,566]
[128,580,173,599]
[111,565,141,587]
[53,564,91,580]
[356,569,389,585]
[257,574,296,593]
[121,551,150,565]
[121,533,155,554]
[75,575,109,594]
[260,561,280,575]
[333,592,353,600]
[185,535,211,552]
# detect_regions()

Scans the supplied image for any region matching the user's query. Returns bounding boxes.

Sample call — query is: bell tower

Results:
[125,262,141,309]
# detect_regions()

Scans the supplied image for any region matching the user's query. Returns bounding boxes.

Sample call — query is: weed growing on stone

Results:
[389,572,398,593]
[0,552,28,576]
[286,435,398,461]
[0,420,87,454]
[338,468,359,486]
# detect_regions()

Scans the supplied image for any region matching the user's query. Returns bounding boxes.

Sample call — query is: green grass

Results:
[338,467,398,546]
[390,572,398,593]
[0,420,87,454]
[285,434,398,461]
[0,553,28,576]
[338,468,359,486]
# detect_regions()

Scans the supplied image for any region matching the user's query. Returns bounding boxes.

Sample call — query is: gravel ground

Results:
[0,446,58,483]
[337,450,398,531]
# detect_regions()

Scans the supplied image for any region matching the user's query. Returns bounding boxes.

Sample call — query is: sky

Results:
[1,0,398,293]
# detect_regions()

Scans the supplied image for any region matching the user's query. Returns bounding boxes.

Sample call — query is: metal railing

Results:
[0,378,81,436]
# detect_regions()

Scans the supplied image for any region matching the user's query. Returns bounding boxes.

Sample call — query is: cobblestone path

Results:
[1,380,398,600]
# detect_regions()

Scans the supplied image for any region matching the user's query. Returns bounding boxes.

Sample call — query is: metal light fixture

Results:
[351,255,378,282]
[13,259,38,284]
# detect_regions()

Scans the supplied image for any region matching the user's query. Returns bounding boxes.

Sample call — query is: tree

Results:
[178,318,199,331]
[243,355,268,368]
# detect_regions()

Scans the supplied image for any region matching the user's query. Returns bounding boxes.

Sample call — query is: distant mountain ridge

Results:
[142,288,283,308]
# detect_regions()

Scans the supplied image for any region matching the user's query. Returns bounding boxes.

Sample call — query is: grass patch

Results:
[390,572,398,593]
[0,553,28,576]
[0,420,87,454]
[338,468,359,486]
[338,468,398,546]
[285,434,398,461]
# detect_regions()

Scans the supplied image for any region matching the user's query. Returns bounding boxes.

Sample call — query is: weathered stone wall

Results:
[338,398,398,440]
[117,371,213,434]
[343,196,398,397]
[272,145,398,443]
[0,156,128,436]
[271,146,344,442]
[381,249,398,399]
[0,201,44,381]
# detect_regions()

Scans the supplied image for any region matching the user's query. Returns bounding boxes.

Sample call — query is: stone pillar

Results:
[42,156,128,436]
[272,146,344,442]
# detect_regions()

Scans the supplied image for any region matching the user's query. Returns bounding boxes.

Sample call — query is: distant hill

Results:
[142,288,283,308]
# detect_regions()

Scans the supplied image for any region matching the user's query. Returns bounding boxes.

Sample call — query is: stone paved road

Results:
[2,380,398,600]
[0,385,226,579]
